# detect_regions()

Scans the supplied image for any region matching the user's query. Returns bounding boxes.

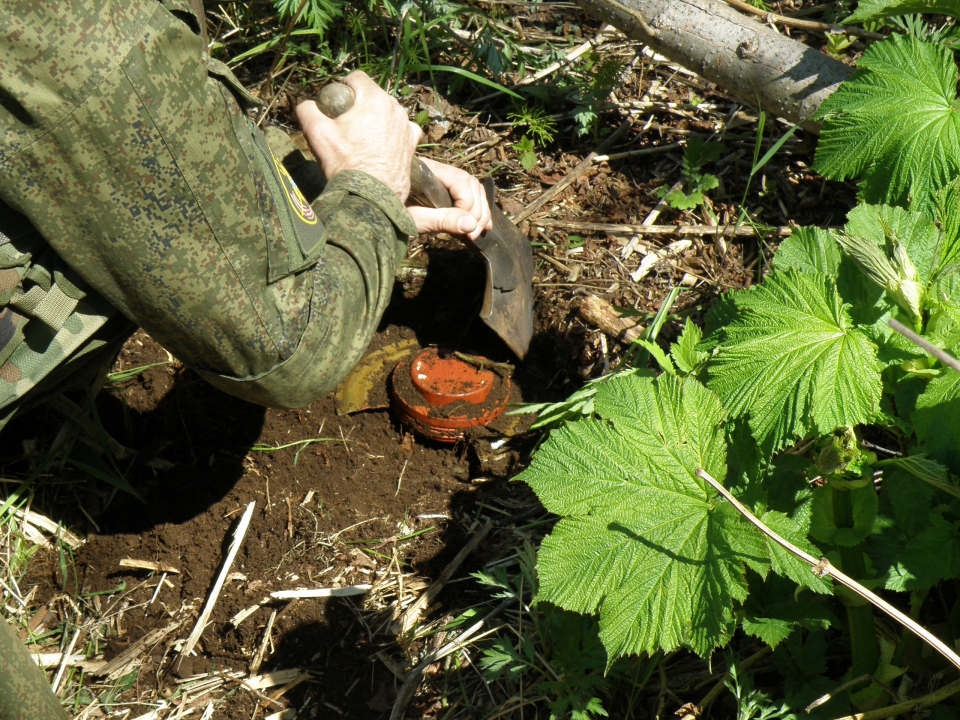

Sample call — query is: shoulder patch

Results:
[252,132,326,262]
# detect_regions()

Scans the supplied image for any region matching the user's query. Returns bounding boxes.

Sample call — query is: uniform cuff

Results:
[322,170,418,238]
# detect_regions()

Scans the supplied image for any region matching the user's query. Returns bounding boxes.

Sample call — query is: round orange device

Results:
[390,348,510,442]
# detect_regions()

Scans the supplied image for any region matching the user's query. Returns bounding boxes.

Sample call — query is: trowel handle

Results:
[315,83,453,210]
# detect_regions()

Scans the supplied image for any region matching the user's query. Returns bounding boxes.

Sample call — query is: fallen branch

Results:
[179,501,255,660]
[392,520,493,635]
[695,468,960,673]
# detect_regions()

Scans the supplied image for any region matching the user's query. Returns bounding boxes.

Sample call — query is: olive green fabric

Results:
[0,619,68,720]
[0,0,417,412]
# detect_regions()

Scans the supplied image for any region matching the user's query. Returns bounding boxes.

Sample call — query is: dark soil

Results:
[6,235,570,719]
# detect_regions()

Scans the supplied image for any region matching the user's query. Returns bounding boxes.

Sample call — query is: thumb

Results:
[407,206,478,237]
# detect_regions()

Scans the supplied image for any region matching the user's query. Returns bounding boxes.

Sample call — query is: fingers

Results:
[407,206,479,237]
[295,99,337,157]
[418,158,492,240]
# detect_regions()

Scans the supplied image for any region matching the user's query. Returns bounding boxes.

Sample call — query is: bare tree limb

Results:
[573,0,854,127]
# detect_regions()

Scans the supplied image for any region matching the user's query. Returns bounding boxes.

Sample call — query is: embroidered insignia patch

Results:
[273,155,318,225]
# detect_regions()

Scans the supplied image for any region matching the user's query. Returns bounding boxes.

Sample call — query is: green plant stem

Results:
[833,486,880,679]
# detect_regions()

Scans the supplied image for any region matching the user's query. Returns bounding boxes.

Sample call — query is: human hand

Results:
[295,71,421,201]
[406,158,493,241]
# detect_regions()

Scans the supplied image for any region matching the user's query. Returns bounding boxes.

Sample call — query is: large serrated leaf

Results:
[521,374,827,662]
[813,35,960,216]
[845,0,960,23]
[772,226,886,323]
[705,271,882,453]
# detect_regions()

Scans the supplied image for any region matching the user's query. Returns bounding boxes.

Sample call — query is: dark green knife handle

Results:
[315,83,453,209]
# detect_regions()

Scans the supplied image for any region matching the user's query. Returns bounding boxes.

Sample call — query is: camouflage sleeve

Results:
[0,0,417,410]
[195,170,417,408]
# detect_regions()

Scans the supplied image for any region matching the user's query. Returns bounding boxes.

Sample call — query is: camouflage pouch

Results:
[0,209,125,431]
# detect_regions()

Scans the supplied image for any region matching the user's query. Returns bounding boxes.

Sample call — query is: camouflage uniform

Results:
[0,619,70,720]
[0,0,416,716]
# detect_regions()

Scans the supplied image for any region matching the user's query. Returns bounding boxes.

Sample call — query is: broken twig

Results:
[392,520,493,635]
[179,501,255,660]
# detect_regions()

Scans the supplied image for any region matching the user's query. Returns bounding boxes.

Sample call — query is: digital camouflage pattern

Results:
[0,0,416,410]
[0,0,416,713]
[0,619,68,720]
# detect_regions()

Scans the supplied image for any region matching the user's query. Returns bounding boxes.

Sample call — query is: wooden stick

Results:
[269,585,371,600]
[515,153,597,223]
[119,559,180,574]
[888,318,960,374]
[577,294,645,344]
[695,468,960,673]
[249,609,277,675]
[180,502,255,660]
[535,219,799,237]
[723,0,884,39]
[392,521,493,635]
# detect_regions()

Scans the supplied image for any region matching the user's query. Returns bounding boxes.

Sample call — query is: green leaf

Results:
[845,0,960,23]
[638,340,675,375]
[880,455,960,499]
[742,573,834,648]
[405,64,523,99]
[664,189,705,210]
[760,510,832,593]
[934,177,960,278]
[522,374,826,661]
[885,514,960,590]
[670,318,708,375]
[810,485,878,547]
[772,226,886,323]
[914,370,960,473]
[813,35,960,216]
[521,375,733,659]
[772,227,842,276]
[880,466,935,537]
[705,271,882,453]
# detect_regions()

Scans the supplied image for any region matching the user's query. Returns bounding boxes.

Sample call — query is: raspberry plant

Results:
[520,9,960,711]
